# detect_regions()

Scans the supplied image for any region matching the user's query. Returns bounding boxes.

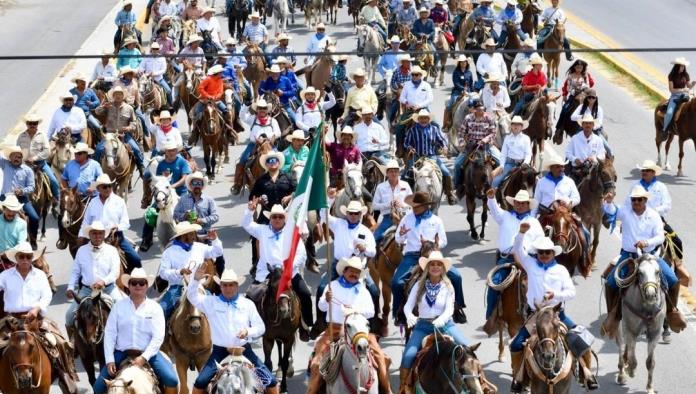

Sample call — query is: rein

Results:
[5,330,44,389]
[62,195,91,238]
[75,297,107,346]
[338,313,376,394]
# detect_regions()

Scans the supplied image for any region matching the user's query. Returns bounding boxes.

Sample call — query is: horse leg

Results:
[677,137,686,176]
[82,351,97,386]
[498,327,505,362]
[466,197,478,240]
[591,224,600,266]
[279,340,291,392]
[616,329,627,385]
[625,332,637,378]
[263,336,274,373]
[479,201,488,239]
[176,357,190,394]
[645,327,660,394]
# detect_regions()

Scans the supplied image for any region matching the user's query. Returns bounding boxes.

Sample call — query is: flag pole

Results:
[320,121,335,342]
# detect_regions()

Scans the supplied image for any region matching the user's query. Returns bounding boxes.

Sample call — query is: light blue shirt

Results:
[0,158,35,196]
[61,159,103,196]
[114,10,136,28]
[225,48,248,70]
[116,48,142,70]
[377,49,402,77]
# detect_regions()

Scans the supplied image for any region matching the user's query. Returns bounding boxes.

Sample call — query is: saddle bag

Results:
[565,325,595,359]
[443,30,455,45]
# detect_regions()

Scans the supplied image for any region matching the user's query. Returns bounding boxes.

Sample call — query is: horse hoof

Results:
[647,388,656,394]
[616,374,627,385]
[498,355,506,363]
[627,368,635,378]
[287,364,294,378]
[677,169,684,176]
[664,162,672,171]
[470,232,479,241]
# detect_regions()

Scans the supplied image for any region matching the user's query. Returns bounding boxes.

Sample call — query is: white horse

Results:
[214,356,261,394]
[151,176,179,252]
[289,160,307,183]
[615,253,666,394]
[105,364,158,394]
[273,0,290,38]
[304,0,325,29]
[413,158,443,214]
[356,24,382,85]
[332,160,364,220]
[325,312,378,394]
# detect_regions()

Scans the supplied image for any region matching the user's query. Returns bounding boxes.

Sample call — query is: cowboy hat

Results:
[316,22,326,30]
[24,113,42,123]
[248,11,261,19]
[529,56,546,65]
[207,64,224,75]
[158,110,173,120]
[59,92,75,101]
[225,37,239,46]
[1,194,24,211]
[251,98,270,111]
[259,151,285,171]
[186,171,207,189]
[671,57,690,67]
[410,65,426,76]
[186,34,204,46]
[109,86,126,99]
[6,242,35,264]
[530,237,562,256]
[584,88,597,97]
[404,191,435,208]
[3,145,22,157]
[336,256,366,276]
[542,155,568,170]
[481,37,497,48]
[202,6,216,14]
[484,73,503,83]
[390,35,401,43]
[357,105,374,116]
[339,126,356,142]
[300,86,318,100]
[94,173,115,188]
[351,68,367,78]
[118,66,136,76]
[121,37,138,47]
[636,159,663,176]
[171,221,203,241]
[214,268,240,284]
[216,50,230,58]
[456,54,469,63]
[418,250,452,271]
[123,0,134,6]
[338,54,349,61]
[505,189,537,208]
[411,108,432,123]
[120,267,154,288]
[275,56,289,64]
[505,0,518,6]
[577,113,596,126]
[418,6,429,13]
[629,186,651,200]
[70,73,88,83]
[72,142,94,155]
[285,129,307,142]
[510,115,529,129]
[101,48,114,56]
[522,37,536,47]
[150,42,161,50]
[397,54,414,62]
[84,220,107,234]
[267,64,282,73]
[378,159,401,174]
[339,200,368,216]
[262,204,287,219]
[277,33,291,41]
[162,141,179,151]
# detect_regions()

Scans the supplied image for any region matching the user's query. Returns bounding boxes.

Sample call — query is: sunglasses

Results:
[537,250,554,256]
[631,198,646,202]
[16,253,33,261]
[347,212,361,216]
[75,151,88,155]
[191,180,205,187]
[270,215,285,220]
[587,96,597,99]
[26,122,39,126]
[266,158,279,165]
[129,280,148,287]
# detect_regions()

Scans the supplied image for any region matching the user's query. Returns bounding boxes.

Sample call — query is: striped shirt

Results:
[404,123,448,156]
[242,23,268,44]
[270,46,297,65]
[173,193,219,233]
[459,113,496,147]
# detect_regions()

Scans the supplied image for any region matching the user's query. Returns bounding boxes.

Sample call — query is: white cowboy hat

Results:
[530,237,563,256]
[378,159,401,174]
[84,220,107,234]
[398,54,415,62]
[123,0,134,6]
[285,129,307,142]
[629,186,651,200]
[484,73,503,83]
[186,34,204,46]
[120,267,154,288]
[390,35,402,43]
[150,42,161,50]
[215,268,240,284]
[636,160,663,176]
[529,56,546,66]
[207,64,224,75]
[418,250,452,271]
[159,15,173,23]
[59,92,75,101]
[481,37,497,48]
[262,204,287,219]
[1,194,24,211]
[275,56,289,64]
[542,155,568,170]
[336,256,366,276]
[217,49,230,57]
[109,86,126,99]
[162,141,179,151]
[456,55,469,63]
[24,113,42,123]
[249,11,261,19]
[357,105,374,116]
[158,110,173,120]
[410,65,426,76]
[351,68,367,78]
[522,37,536,47]
[300,86,318,100]
[671,57,690,67]
[202,6,216,14]
[510,115,529,129]
[70,73,88,83]
[94,174,115,188]
[3,145,22,157]
[316,22,326,30]
[251,98,270,111]
[338,54,349,61]
[577,113,596,126]
[72,142,94,155]
[505,189,537,208]
[506,0,518,6]
[411,108,433,123]
[418,6,429,13]
[267,64,282,73]
[277,33,291,41]
[259,151,285,171]
[6,242,35,264]
[121,37,138,47]
[225,37,239,46]
[102,48,114,56]
[118,66,136,76]
[186,171,207,189]
[339,200,368,216]
[171,221,203,240]
[339,126,356,142]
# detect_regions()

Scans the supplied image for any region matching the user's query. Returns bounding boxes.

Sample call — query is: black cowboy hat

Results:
[404,191,436,208]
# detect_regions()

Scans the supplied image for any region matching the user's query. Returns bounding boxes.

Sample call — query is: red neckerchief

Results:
[305,101,317,110]
[160,123,172,133]
[257,115,269,126]
[400,66,410,74]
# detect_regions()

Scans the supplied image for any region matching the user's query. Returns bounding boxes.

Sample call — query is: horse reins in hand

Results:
[6,330,44,389]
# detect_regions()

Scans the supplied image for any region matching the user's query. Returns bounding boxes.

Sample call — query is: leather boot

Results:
[667,284,687,333]
[232,163,245,195]
[191,388,207,394]
[601,285,621,339]
[399,367,413,394]
[305,258,320,273]
[443,175,457,205]
[482,312,499,337]
[510,350,524,393]
[580,351,599,390]
[265,385,280,394]
[163,387,178,394]
[57,370,78,394]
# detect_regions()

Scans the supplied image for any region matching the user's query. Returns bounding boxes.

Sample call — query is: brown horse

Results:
[502,21,522,75]
[495,163,538,210]
[432,27,450,87]
[243,43,266,95]
[654,95,696,175]
[461,148,493,241]
[326,0,338,24]
[73,291,111,385]
[199,101,228,181]
[263,92,294,146]
[59,187,89,258]
[523,93,556,165]
[261,266,300,393]
[177,68,202,130]
[301,44,336,91]
[541,21,565,89]
[397,23,417,51]
[0,329,53,394]
[32,248,57,294]
[552,89,587,145]
[348,0,361,26]
[100,133,136,202]
[521,0,542,37]
[235,138,273,195]
[30,164,55,242]
[542,205,587,277]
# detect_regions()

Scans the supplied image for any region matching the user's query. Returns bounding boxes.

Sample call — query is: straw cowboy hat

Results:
[671,57,690,67]
[456,55,469,64]
[390,35,402,43]
[251,98,270,111]
[522,37,536,47]
[120,267,154,288]
[119,66,136,76]
[378,159,401,174]
[510,115,529,129]
[150,42,161,50]
[418,6,429,13]
[214,268,240,285]
[72,142,94,155]
[259,151,285,171]
[262,204,287,219]
[339,126,356,142]
[481,37,497,48]
[158,110,173,121]
[629,186,651,200]
[249,11,262,19]
[339,200,368,216]
[162,141,179,151]
[171,221,203,241]
[398,54,414,62]
[278,33,291,41]
[267,64,282,73]
[410,65,427,76]
[542,155,568,170]
[338,54,349,61]
[225,37,239,46]
[207,64,224,76]
[484,73,504,83]
[275,56,290,65]
[71,73,88,83]
[351,68,367,78]
[186,34,204,46]
[300,86,319,100]
[186,171,208,189]
[577,113,596,126]
[356,105,374,116]
[336,256,366,275]
[2,194,24,212]
[94,174,115,188]
[59,92,75,102]
[6,242,35,264]
[636,159,663,176]
[418,250,452,271]
[285,129,307,143]
[405,191,435,208]
[411,108,433,123]
[24,113,42,123]
[529,56,546,66]
[530,237,563,256]
[121,36,138,47]
[3,145,22,158]
[123,0,134,7]
[505,189,537,209]
[202,6,216,14]
[109,86,126,100]
[316,22,326,30]
[84,220,107,234]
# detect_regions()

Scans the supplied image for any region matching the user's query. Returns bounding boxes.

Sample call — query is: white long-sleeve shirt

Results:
[16,130,51,162]
[481,85,511,113]
[487,198,544,253]
[158,239,223,286]
[305,34,332,64]
[513,233,575,310]
[318,278,374,324]
[158,0,182,17]
[399,80,433,109]
[196,17,222,46]
[540,6,565,25]
[395,212,447,253]
[500,131,532,164]
[403,280,454,324]
[240,106,281,143]
[68,243,121,291]
[241,209,306,282]
[354,121,390,153]
[294,94,336,132]
[47,106,87,139]
[603,203,664,253]
[533,174,580,210]
[154,126,184,152]
[80,193,130,237]
[624,180,671,217]
[104,297,165,363]
[187,278,265,347]
[565,131,606,164]
[0,267,52,315]
[476,52,508,80]
[372,180,412,214]
[327,214,376,260]
[91,60,118,83]
[139,57,168,81]
[570,105,604,130]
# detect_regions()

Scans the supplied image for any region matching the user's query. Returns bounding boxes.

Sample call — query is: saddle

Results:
[658,98,689,132]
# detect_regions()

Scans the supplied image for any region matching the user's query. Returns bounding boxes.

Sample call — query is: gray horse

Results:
[215,357,261,394]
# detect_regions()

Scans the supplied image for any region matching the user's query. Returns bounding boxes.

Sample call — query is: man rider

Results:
[295,86,335,137]
[70,73,102,132]
[360,0,388,44]
[565,113,607,183]
[512,55,547,115]
[47,92,87,143]
[353,105,390,163]
[258,64,297,126]
[538,0,574,61]
[0,146,38,250]
[16,114,60,208]
[495,0,528,47]
[190,65,230,145]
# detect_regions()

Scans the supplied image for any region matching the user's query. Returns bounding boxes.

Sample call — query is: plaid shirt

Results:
[390,68,412,90]
[404,123,448,156]
[330,63,347,82]
[458,113,496,147]
[242,23,268,44]
[173,192,219,233]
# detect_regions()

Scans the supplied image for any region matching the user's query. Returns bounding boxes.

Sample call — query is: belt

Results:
[505,158,523,165]
[404,251,421,256]
[621,248,657,257]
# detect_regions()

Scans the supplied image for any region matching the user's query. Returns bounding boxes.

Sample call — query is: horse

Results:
[332,161,365,216]
[541,21,566,89]
[523,305,574,394]
[574,159,616,267]
[552,89,587,145]
[59,187,89,258]
[463,19,491,63]
[263,92,294,148]
[431,27,449,87]
[49,130,73,178]
[0,329,53,394]
[486,262,526,362]
[73,290,111,385]
[177,68,202,130]
[614,254,666,394]
[236,138,273,195]
[181,19,197,51]
[151,176,179,252]
[201,30,219,67]
[273,0,290,37]
[494,163,538,210]
[32,248,57,293]
[543,205,586,277]
[521,0,542,38]
[654,94,696,175]
[502,21,522,75]
[105,362,159,394]
[101,133,136,201]
[139,74,167,114]
[522,93,556,166]
[348,0,361,27]
[301,44,336,92]
[199,101,228,180]
[325,0,338,24]
[461,148,493,241]
[411,157,443,214]
[253,0,267,24]
[261,267,300,393]
[227,0,250,39]
[304,0,324,28]
[356,24,383,85]
[243,44,267,95]
[30,164,54,241]
[214,354,261,394]
[362,158,384,197]
[397,23,417,51]
[325,79,346,134]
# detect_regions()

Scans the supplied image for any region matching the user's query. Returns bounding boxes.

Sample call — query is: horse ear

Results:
[126,380,133,387]
[553,303,562,313]
[104,379,112,387]
[468,342,481,352]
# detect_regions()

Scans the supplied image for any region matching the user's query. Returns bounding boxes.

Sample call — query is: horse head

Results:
[454,342,485,394]
[76,294,109,345]
[203,101,221,136]
[420,233,440,256]
[546,204,574,252]
[266,266,293,320]
[6,331,41,390]
[152,176,174,209]
[216,361,257,394]
[104,133,120,168]
[534,304,563,375]
[636,254,663,308]
[290,160,307,184]
[60,187,82,229]
[343,160,364,200]
[343,312,371,360]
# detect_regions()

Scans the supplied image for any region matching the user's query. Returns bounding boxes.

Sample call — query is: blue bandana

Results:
[338,276,359,293]
[269,225,282,241]
[537,259,558,271]
[545,172,564,185]
[120,78,132,86]
[415,209,432,227]
[424,279,441,307]
[514,211,531,220]
[316,32,325,39]
[60,105,71,113]
[412,79,422,87]
[173,239,192,252]
[505,7,515,17]
[218,293,239,306]
[347,221,359,230]
[639,178,657,191]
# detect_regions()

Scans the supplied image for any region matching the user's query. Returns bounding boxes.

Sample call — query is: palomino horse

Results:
[60,187,89,258]
[151,176,179,251]
[213,351,261,394]
[304,0,324,28]
[324,313,378,394]
[0,328,53,394]
[461,148,493,241]
[574,159,616,266]
[356,24,382,85]
[227,0,250,39]
[261,267,300,393]
[49,130,73,178]
[431,27,449,87]
[199,101,229,180]
[494,163,538,210]
[552,89,587,145]
[412,335,496,394]
[502,21,522,75]
[522,93,556,166]
[614,254,666,394]
[243,44,266,95]
[325,0,338,24]
[523,305,574,394]
[238,139,273,195]
[139,74,167,114]
[30,164,54,241]
[411,157,443,214]
[177,68,202,130]
[101,133,135,201]
[73,290,111,385]
[105,362,159,394]
[654,93,696,175]
[301,45,336,91]
[273,0,290,37]
[542,205,587,277]
[521,0,542,37]
[182,20,197,51]
[486,262,526,362]
[332,160,365,220]
[541,21,566,89]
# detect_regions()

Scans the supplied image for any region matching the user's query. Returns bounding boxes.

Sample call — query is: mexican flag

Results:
[277,126,328,300]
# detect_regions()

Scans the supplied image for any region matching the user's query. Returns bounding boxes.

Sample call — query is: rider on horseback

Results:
[326,127,361,187]
[0,196,27,256]
[197,7,224,50]
[360,0,388,45]
[510,37,537,79]
[295,86,335,137]
[396,65,431,150]
[389,55,413,123]
[91,49,118,93]
[276,57,301,101]
[491,116,532,188]
[140,42,173,106]
[0,147,39,250]
[495,0,529,47]
[395,0,418,27]
[281,130,309,173]
[116,37,143,71]
[512,55,546,115]
[565,113,607,184]
[481,73,511,114]
[190,65,231,144]
[113,0,141,50]
[259,64,298,125]
[70,73,102,133]
[270,33,297,66]
[354,106,390,163]
[458,0,494,42]
[112,66,151,139]
[447,55,473,112]
[47,92,87,143]
[242,12,270,51]
[341,68,378,126]
[16,114,60,205]
[330,54,351,95]
[662,57,695,136]
[412,7,436,51]
[476,38,508,90]
[569,90,611,155]
[372,159,412,244]
[377,36,403,79]
[305,23,332,65]
[538,0,573,61]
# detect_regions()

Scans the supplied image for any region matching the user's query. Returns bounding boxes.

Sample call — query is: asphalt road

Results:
[4,2,694,393]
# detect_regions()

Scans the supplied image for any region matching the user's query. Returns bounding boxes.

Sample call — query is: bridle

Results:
[5,330,44,389]
[76,297,108,346]
[340,312,375,394]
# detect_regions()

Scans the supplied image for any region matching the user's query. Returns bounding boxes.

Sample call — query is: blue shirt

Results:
[61,159,103,196]
[173,193,219,233]
[220,65,240,91]
[0,158,35,195]
[70,87,100,114]
[469,5,495,25]
[280,70,300,96]
[156,155,192,196]
[258,75,295,105]
[116,48,142,70]
[377,49,402,77]
[330,63,348,82]
[452,68,473,95]
[114,10,136,27]
[404,123,448,156]
[412,18,435,41]
[270,46,297,66]
[225,48,248,70]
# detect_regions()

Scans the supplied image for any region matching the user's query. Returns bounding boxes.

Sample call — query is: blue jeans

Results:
[194,100,228,117]
[93,350,178,393]
[389,99,400,124]
[282,102,297,125]
[316,259,380,307]
[115,230,142,271]
[36,160,60,199]
[510,310,575,352]
[194,344,277,389]
[663,92,688,132]
[65,284,116,327]
[239,142,255,164]
[486,254,514,319]
[401,319,469,368]
[135,108,150,137]
[492,161,518,188]
[156,78,173,106]
[513,92,535,115]
[497,26,528,46]
[159,285,183,320]
[374,214,393,244]
[606,250,678,290]
[94,133,144,168]
[17,196,39,237]
[86,112,102,131]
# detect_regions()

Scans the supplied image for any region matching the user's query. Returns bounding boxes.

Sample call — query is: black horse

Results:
[325,80,346,135]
